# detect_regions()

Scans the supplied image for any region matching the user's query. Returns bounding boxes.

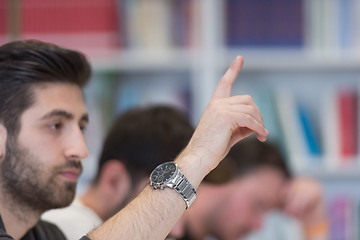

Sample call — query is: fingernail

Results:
[258,135,267,142]
[232,56,243,70]
[234,56,242,62]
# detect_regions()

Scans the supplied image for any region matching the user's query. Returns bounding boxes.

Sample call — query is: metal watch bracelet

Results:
[173,169,197,209]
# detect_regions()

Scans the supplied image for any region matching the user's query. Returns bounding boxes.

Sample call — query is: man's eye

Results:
[80,125,87,132]
[49,123,62,130]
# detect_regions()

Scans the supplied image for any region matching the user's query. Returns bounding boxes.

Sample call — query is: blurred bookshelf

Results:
[2,0,360,238]
[90,48,194,72]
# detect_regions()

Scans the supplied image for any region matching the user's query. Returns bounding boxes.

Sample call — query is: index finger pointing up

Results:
[212,56,244,99]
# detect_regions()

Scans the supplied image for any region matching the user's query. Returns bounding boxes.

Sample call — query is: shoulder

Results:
[0,216,13,240]
[43,197,100,223]
[41,199,102,240]
[23,220,66,240]
[0,230,14,240]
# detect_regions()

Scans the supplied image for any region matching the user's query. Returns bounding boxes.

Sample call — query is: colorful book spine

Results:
[274,90,307,172]
[338,89,358,162]
[0,1,7,44]
[328,196,360,240]
[20,0,120,51]
[297,103,321,157]
[320,87,340,170]
[120,0,193,50]
[225,0,304,47]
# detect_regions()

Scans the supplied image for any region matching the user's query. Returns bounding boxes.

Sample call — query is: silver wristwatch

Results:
[150,161,197,209]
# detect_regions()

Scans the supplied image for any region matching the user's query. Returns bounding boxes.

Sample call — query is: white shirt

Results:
[42,197,102,240]
[245,211,305,240]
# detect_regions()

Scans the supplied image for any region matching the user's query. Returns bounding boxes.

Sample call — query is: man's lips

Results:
[59,168,82,181]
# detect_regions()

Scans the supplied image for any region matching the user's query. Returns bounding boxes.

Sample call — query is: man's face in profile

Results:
[0,83,89,213]
[211,168,285,240]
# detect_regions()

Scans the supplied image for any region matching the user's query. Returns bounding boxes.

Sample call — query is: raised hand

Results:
[185,56,269,175]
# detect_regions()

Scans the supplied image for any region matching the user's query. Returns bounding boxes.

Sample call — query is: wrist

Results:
[174,148,209,189]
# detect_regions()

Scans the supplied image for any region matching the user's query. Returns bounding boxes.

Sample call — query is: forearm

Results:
[87,152,207,240]
[87,186,182,239]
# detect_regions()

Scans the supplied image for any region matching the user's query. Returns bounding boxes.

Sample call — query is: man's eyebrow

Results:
[81,113,89,124]
[40,110,74,120]
[40,110,89,124]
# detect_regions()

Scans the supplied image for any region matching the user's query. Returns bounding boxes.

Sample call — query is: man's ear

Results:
[99,160,132,205]
[0,124,7,159]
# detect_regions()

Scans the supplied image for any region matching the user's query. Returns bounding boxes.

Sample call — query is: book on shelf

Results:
[121,0,172,50]
[274,89,308,173]
[274,86,359,173]
[320,87,341,170]
[338,0,352,50]
[339,89,358,163]
[172,0,193,47]
[352,0,360,52]
[329,196,346,240]
[336,0,360,52]
[358,83,360,169]
[225,0,304,48]
[328,195,359,240]
[321,0,340,53]
[222,0,360,54]
[304,0,360,55]
[119,0,194,50]
[320,87,359,169]
[19,0,120,54]
[297,103,322,158]
[0,1,6,44]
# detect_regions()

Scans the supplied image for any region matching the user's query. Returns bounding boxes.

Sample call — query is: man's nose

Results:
[64,126,89,161]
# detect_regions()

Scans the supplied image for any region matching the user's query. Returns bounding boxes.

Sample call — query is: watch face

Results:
[150,162,177,184]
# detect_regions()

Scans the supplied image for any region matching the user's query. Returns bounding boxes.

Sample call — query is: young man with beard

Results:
[42,106,195,240]
[169,139,328,240]
[0,40,268,240]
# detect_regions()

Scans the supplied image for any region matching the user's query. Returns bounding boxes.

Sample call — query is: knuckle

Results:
[242,113,253,126]
[247,105,257,115]
[243,94,253,102]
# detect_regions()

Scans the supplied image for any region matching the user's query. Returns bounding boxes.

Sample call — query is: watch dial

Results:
[151,162,177,184]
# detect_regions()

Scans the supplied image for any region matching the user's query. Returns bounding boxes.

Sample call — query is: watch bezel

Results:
[150,161,179,187]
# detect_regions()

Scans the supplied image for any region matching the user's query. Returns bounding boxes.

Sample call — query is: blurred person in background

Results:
[42,105,195,240]
[169,138,328,240]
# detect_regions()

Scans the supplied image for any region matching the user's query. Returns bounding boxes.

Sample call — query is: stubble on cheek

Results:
[0,138,78,213]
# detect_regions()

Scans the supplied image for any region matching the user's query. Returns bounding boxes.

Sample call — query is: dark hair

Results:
[0,40,91,136]
[204,138,291,184]
[94,105,194,186]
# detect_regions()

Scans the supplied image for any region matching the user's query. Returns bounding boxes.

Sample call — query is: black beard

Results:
[0,135,81,214]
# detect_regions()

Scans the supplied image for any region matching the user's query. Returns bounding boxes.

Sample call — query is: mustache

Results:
[54,161,83,174]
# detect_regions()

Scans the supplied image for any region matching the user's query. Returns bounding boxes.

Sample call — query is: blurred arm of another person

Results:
[282,178,329,240]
